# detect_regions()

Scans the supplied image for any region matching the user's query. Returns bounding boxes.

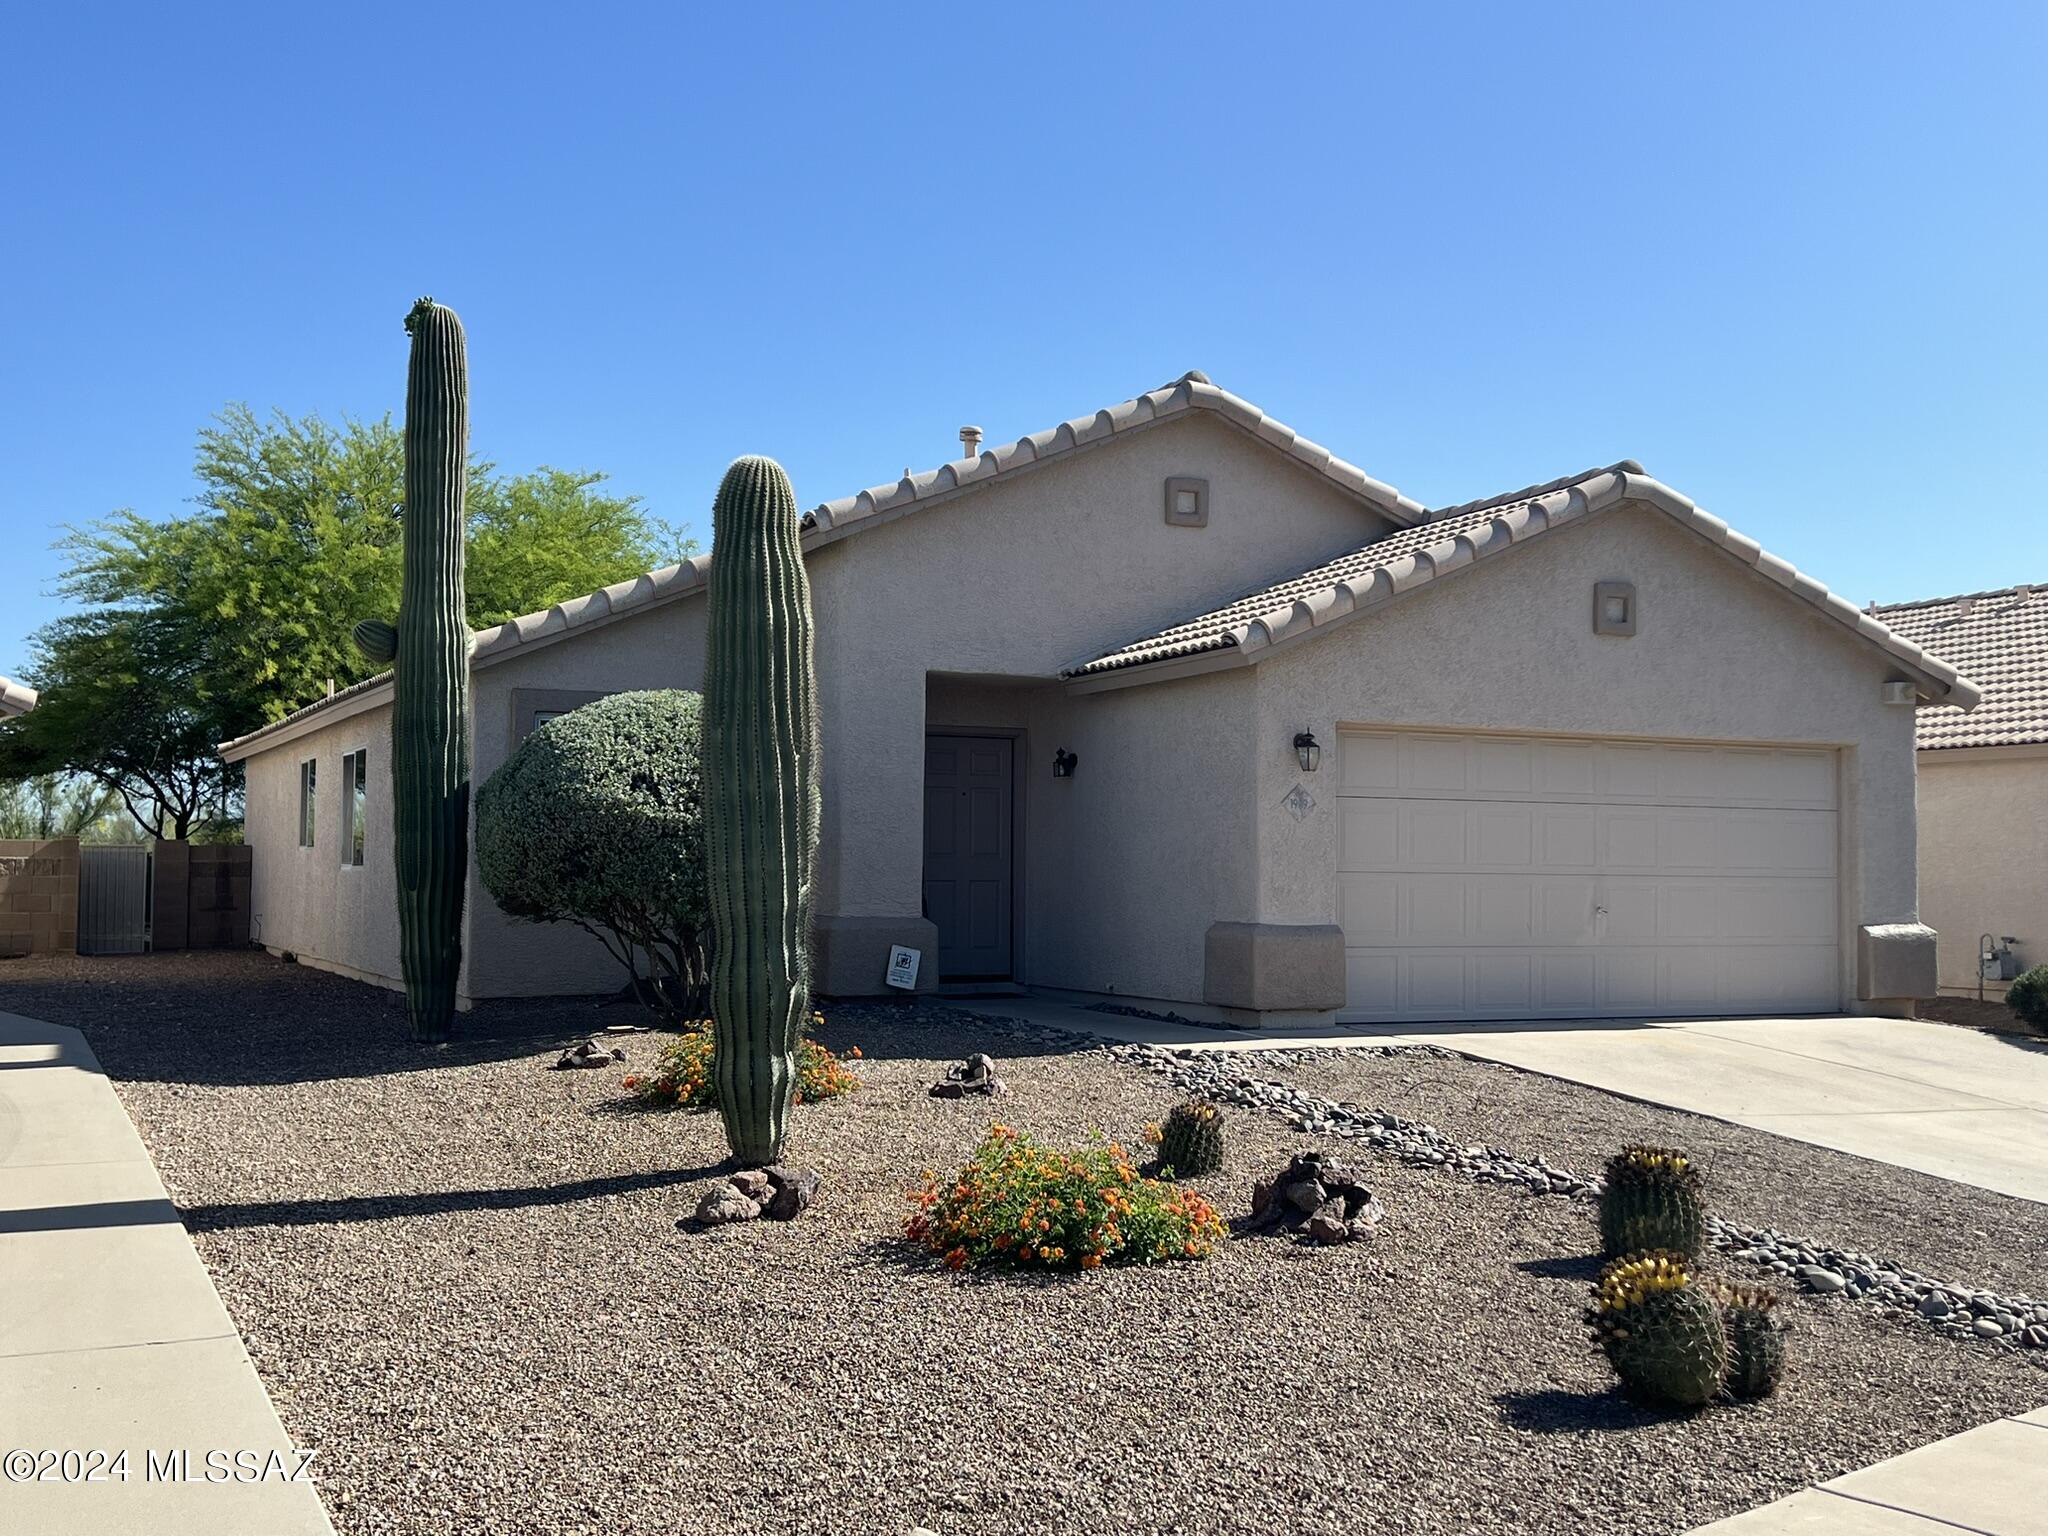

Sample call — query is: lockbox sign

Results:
[885,945,922,991]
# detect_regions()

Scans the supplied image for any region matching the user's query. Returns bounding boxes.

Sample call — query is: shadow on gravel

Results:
[843,1234,1124,1291]
[1517,1253,1604,1282]
[178,1161,734,1233]
[1494,1387,1674,1433]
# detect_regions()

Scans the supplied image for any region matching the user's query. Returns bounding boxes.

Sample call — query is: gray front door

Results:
[923,734,1014,979]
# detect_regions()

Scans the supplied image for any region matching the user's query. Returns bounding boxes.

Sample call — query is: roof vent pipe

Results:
[1957,596,1975,618]
[959,425,983,460]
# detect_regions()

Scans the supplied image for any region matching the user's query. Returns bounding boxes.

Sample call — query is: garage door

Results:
[1338,730,1840,1022]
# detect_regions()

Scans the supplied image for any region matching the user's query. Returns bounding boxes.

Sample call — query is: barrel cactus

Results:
[1587,1251,1728,1409]
[703,456,820,1166]
[1157,1100,1225,1177]
[1712,1280,1787,1399]
[351,297,472,1043]
[1599,1145,1707,1258]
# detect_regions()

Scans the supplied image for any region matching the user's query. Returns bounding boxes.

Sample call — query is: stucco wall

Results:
[1917,749,2048,993]
[243,706,402,991]
[926,670,1257,1002]
[809,410,1387,935]
[1242,501,1923,1012]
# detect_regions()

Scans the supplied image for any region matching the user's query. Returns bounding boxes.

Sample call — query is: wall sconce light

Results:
[1053,748,1078,779]
[1293,731,1322,773]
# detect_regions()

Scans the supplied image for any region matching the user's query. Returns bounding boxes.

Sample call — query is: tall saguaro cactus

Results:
[703,455,820,1166]
[362,297,472,1043]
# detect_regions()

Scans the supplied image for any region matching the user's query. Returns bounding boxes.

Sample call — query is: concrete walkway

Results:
[958,999,2048,1203]
[1686,1407,2048,1534]
[0,1010,333,1535]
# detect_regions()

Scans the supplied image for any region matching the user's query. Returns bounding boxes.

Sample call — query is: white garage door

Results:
[1338,730,1841,1023]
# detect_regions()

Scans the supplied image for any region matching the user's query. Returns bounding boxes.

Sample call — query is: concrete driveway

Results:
[964,1000,2048,1203]
[1386,1014,2048,1204]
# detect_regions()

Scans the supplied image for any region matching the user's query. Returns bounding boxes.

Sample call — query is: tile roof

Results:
[220,373,1421,759]
[1871,585,2048,749]
[1067,465,1980,712]
[0,676,36,718]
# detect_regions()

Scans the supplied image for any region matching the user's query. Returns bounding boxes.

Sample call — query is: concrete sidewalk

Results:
[1686,1406,2048,1534]
[958,998,2048,1203]
[0,1010,333,1535]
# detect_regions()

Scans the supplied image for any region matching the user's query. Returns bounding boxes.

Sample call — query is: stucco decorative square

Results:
[1593,580,1637,636]
[1163,475,1209,528]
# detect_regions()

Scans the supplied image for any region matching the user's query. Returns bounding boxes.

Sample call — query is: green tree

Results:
[0,609,229,839]
[4,407,694,837]
[0,774,124,840]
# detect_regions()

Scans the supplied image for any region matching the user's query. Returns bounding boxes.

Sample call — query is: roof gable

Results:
[223,373,1415,759]
[1067,465,1981,710]
[1874,585,2047,749]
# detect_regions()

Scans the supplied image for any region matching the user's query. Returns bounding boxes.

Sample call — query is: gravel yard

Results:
[1249,1046,2048,1301]
[4,951,2045,1536]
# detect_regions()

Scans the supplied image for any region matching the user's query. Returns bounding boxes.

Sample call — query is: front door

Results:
[923,734,1015,979]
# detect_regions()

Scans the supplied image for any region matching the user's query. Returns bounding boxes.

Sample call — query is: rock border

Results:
[1094,1036,2048,1362]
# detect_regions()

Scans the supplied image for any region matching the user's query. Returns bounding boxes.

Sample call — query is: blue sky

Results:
[3,3,2042,681]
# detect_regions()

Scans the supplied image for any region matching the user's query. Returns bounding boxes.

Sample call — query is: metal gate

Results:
[78,845,152,955]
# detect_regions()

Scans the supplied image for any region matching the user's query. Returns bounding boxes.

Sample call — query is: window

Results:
[298,759,317,848]
[342,749,368,867]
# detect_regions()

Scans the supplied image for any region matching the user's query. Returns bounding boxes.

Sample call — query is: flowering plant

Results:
[905,1125,1225,1271]
[622,1012,862,1108]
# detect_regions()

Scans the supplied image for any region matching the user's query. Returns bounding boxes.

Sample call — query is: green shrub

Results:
[2006,966,2048,1031]
[624,1013,861,1108]
[905,1126,1226,1271]
[475,690,707,1015]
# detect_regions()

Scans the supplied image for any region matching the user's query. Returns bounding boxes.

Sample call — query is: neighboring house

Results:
[221,372,1979,1025]
[0,677,36,719]
[1873,585,2046,997]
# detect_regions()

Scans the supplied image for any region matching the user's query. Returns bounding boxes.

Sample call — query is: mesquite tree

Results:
[702,455,820,1165]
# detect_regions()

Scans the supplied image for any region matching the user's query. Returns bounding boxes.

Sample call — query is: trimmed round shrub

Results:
[475,690,707,1014]
[2006,966,2048,1032]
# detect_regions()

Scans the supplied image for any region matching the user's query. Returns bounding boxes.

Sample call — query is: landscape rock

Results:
[763,1163,821,1220]
[690,1185,761,1226]
[930,1052,1008,1099]
[1251,1151,1383,1245]
[730,1169,772,1202]
[550,1039,627,1071]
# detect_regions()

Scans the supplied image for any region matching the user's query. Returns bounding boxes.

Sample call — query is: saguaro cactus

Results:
[377,297,471,1043]
[703,455,820,1165]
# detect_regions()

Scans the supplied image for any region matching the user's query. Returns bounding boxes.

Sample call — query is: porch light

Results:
[1293,731,1322,773]
[1053,748,1078,779]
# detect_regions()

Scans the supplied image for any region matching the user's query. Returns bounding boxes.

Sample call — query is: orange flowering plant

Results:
[622,1012,862,1109]
[904,1124,1225,1272]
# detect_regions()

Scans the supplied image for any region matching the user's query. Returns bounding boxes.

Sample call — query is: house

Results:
[220,373,1979,1025]
[1871,586,2045,997]
[0,677,36,719]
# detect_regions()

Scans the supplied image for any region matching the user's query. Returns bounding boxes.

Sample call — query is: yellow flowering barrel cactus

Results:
[1587,1251,1729,1409]
[1599,1144,1707,1258]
